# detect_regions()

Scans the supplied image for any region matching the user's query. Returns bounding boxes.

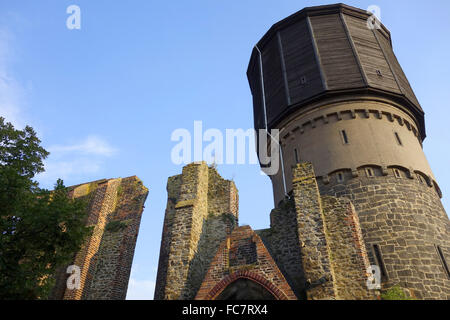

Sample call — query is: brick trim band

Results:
[204,270,289,300]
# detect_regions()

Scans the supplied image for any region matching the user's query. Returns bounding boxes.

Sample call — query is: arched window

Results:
[216,278,276,300]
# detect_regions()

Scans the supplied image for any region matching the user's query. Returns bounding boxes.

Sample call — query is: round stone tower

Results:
[247,4,450,299]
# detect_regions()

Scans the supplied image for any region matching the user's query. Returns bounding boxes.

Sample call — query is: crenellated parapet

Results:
[269,99,440,205]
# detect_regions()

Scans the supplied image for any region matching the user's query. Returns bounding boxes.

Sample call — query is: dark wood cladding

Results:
[309,13,365,90]
[343,14,400,93]
[262,35,285,125]
[247,3,425,138]
[280,17,324,107]
[248,49,266,131]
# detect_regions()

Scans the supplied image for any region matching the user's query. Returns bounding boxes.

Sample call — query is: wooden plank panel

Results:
[280,17,324,105]
[262,37,286,124]
[248,54,266,130]
[310,14,365,90]
[343,14,401,93]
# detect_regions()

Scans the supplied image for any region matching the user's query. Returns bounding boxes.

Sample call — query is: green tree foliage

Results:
[0,117,92,299]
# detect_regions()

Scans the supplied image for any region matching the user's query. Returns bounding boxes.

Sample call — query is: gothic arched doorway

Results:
[216,278,276,300]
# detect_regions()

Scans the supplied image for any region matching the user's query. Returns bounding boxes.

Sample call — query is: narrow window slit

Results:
[395,132,403,146]
[341,130,349,144]
[436,245,450,279]
[372,244,388,280]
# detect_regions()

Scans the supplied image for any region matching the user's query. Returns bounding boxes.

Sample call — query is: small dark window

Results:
[394,169,401,179]
[341,130,349,144]
[417,174,424,184]
[436,245,450,279]
[337,172,344,183]
[376,69,382,77]
[372,244,388,280]
[294,148,299,164]
[300,76,307,85]
[366,168,374,178]
[395,132,403,146]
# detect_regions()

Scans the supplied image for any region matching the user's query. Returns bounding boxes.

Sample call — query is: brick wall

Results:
[49,176,148,300]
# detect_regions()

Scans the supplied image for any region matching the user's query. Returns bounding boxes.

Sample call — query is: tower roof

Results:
[247,3,425,139]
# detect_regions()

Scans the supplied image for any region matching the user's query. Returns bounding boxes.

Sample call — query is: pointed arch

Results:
[205,270,289,300]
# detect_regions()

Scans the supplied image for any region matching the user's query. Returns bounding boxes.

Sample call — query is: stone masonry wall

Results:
[50,176,148,300]
[280,162,377,300]
[321,196,375,300]
[318,166,450,299]
[154,162,238,300]
[256,201,306,299]
[291,163,335,300]
[153,175,182,300]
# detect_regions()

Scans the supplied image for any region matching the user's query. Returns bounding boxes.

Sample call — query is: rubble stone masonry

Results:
[318,167,450,299]
[156,162,379,300]
[154,162,238,300]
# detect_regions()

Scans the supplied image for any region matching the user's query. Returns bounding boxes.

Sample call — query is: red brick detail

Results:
[195,226,297,300]
[204,270,289,300]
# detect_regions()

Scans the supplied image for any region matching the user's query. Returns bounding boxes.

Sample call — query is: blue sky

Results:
[1,0,449,299]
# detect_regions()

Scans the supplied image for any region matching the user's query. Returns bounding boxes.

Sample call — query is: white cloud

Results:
[39,158,101,185]
[126,264,156,300]
[0,27,27,128]
[126,278,155,300]
[48,135,118,157]
[37,136,118,187]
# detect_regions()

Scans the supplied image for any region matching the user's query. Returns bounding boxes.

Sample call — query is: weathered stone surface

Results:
[156,162,379,300]
[49,176,148,300]
[155,161,449,300]
[318,167,450,300]
[154,162,238,300]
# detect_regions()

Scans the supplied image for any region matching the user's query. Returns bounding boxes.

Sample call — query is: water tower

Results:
[247,3,450,299]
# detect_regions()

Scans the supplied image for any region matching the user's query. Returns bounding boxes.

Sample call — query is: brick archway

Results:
[204,270,289,300]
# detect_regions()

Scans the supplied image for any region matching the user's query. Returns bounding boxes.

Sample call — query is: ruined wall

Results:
[321,196,375,300]
[291,163,336,300]
[318,167,450,299]
[156,162,381,300]
[290,163,376,300]
[154,162,238,300]
[256,201,305,299]
[50,176,148,300]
